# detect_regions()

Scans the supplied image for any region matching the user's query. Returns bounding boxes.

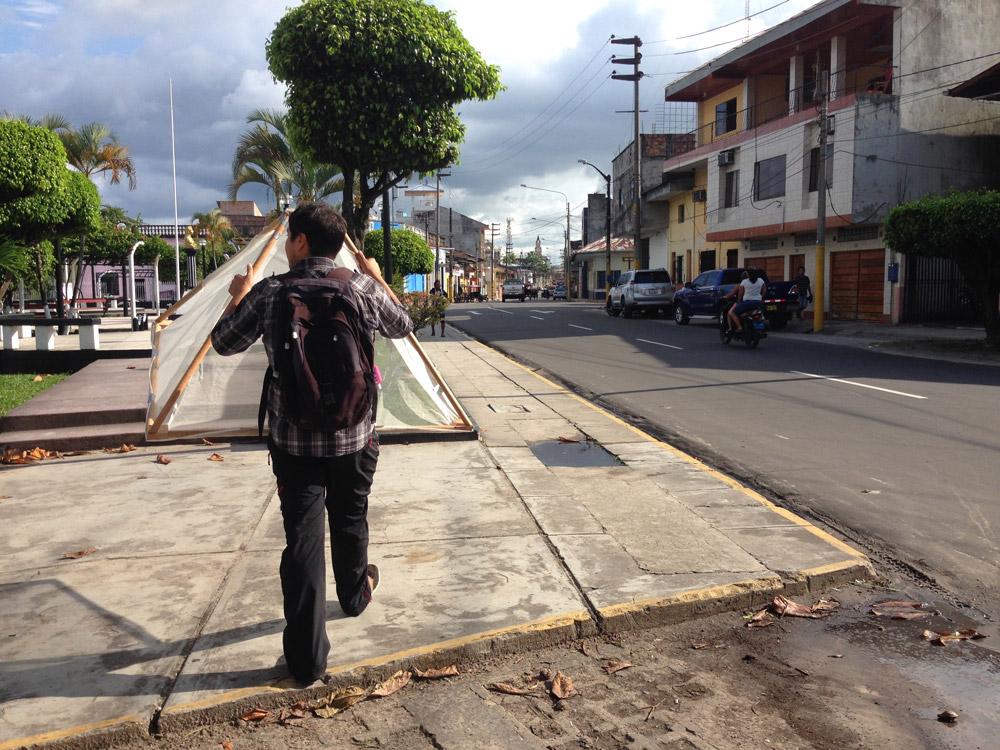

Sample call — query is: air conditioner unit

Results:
[718,150,735,166]
[693,189,707,202]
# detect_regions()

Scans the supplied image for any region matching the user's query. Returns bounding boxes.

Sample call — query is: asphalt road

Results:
[446,300,1000,618]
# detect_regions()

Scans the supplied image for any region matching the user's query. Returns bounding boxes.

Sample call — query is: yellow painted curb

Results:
[163,609,590,716]
[598,577,782,621]
[0,714,142,750]
[470,341,870,566]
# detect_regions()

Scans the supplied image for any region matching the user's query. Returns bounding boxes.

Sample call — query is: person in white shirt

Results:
[725,268,767,333]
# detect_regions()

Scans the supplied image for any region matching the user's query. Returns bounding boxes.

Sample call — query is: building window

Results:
[754,155,786,200]
[677,203,685,224]
[715,98,737,136]
[699,250,716,272]
[723,170,740,208]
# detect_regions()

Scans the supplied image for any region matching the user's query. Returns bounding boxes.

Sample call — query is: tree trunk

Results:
[341,168,366,246]
[55,238,67,333]
[71,234,87,303]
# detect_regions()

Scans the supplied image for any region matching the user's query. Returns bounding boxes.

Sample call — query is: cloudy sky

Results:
[0,0,818,257]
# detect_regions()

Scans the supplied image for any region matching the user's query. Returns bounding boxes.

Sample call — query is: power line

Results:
[647,1,791,42]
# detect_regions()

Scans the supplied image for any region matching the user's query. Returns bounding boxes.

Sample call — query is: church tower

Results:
[534,236,543,256]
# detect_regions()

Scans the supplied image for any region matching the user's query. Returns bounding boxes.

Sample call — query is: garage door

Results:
[831,249,885,320]
[756,255,785,281]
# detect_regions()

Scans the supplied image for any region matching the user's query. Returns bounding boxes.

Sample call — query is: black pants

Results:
[269,437,379,683]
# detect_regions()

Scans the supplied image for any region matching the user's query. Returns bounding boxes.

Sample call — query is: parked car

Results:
[552,284,567,300]
[606,268,675,318]
[672,268,799,328]
[502,280,526,302]
[541,287,552,299]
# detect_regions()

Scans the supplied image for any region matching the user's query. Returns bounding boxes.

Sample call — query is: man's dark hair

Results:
[288,202,347,256]
[747,267,759,282]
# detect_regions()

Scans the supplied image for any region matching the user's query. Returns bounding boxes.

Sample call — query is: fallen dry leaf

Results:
[61,547,97,560]
[239,708,269,722]
[369,670,411,698]
[413,665,459,680]
[556,435,580,443]
[2,446,63,464]
[202,438,216,446]
[691,643,710,650]
[0,495,10,501]
[922,628,987,646]
[602,659,634,675]
[746,609,775,628]
[208,453,225,462]
[486,682,536,696]
[937,710,959,724]
[103,443,136,454]
[313,707,342,719]
[548,671,577,700]
[327,685,367,710]
[870,600,932,620]
[32,374,44,382]
[221,742,233,750]
[771,595,839,619]
[277,707,308,725]
[154,454,172,465]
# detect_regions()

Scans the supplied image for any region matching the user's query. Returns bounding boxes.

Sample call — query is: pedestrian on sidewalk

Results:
[793,266,812,320]
[211,203,413,686]
[429,278,447,337]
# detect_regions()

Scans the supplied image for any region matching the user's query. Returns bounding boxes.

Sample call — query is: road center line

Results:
[636,338,684,351]
[530,315,545,320]
[790,370,928,400]
[775,434,791,440]
[530,310,554,314]
[569,324,593,331]
[468,310,481,315]
[488,306,514,315]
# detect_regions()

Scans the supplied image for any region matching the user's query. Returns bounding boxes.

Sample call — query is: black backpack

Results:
[259,267,376,436]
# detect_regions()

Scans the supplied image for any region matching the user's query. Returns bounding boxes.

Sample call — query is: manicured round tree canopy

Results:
[0,119,67,202]
[363,228,434,276]
[57,170,101,237]
[266,0,502,241]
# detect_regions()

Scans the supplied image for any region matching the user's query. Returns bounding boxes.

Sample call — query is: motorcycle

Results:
[720,302,768,348]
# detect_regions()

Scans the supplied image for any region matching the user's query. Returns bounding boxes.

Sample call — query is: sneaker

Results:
[367,563,380,596]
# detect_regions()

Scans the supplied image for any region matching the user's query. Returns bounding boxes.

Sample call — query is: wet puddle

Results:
[529,439,623,468]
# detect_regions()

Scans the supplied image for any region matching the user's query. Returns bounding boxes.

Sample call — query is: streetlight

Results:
[128,240,144,328]
[521,184,571,300]
[579,160,612,301]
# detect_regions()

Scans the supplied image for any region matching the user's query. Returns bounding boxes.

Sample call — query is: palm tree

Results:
[0,112,70,131]
[229,109,342,209]
[189,209,233,277]
[60,122,137,189]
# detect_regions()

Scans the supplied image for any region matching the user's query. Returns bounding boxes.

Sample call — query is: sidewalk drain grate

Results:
[489,403,531,413]
[529,439,623,468]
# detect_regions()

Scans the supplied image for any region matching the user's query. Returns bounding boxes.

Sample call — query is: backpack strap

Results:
[258,365,273,439]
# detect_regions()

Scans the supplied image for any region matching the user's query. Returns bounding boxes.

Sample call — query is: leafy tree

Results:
[363,228,434,276]
[0,237,30,306]
[884,190,1000,347]
[230,109,343,210]
[0,112,71,132]
[266,0,502,243]
[501,252,520,266]
[0,119,66,204]
[187,209,235,277]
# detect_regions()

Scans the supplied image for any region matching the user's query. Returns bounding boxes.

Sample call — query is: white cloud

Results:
[221,69,286,117]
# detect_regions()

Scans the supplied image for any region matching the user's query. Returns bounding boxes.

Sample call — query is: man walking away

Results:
[793,265,812,320]
[211,203,413,686]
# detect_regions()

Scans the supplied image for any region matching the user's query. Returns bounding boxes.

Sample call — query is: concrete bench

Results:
[0,316,103,351]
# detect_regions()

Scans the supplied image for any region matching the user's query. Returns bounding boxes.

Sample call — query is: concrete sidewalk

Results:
[0,339,871,750]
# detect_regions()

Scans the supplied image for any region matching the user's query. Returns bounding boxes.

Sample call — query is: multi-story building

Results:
[658,0,1000,322]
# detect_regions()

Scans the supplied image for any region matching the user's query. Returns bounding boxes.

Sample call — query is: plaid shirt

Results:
[211,256,413,457]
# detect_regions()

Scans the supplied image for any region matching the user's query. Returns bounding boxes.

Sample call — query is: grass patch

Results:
[0,373,69,417]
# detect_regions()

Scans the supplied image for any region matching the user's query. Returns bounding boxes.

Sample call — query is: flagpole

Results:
[169,79,181,299]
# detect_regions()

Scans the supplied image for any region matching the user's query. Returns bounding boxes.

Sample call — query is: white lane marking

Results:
[530,310,555,314]
[569,324,593,331]
[775,434,791,440]
[468,310,481,315]
[636,338,684,351]
[488,306,514,315]
[530,315,545,320]
[790,370,928,400]
[870,477,889,485]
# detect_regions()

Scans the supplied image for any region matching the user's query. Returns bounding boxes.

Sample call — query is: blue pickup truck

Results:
[672,268,800,329]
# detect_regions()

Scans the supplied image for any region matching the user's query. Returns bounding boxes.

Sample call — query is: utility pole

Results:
[813,67,828,333]
[612,36,644,268]
[505,218,513,253]
[435,170,450,289]
[489,222,500,300]
[381,188,393,285]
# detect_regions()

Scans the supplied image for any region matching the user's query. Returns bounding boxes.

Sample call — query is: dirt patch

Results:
[870,338,1000,366]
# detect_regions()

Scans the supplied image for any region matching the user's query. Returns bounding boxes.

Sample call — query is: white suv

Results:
[607,268,675,318]
[502,280,525,302]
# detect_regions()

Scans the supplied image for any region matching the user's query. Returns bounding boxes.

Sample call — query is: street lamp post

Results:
[435,170,451,292]
[128,240,144,327]
[578,160,612,300]
[521,184,571,301]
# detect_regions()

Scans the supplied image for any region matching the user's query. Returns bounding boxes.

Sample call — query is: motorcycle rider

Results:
[725,267,767,334]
